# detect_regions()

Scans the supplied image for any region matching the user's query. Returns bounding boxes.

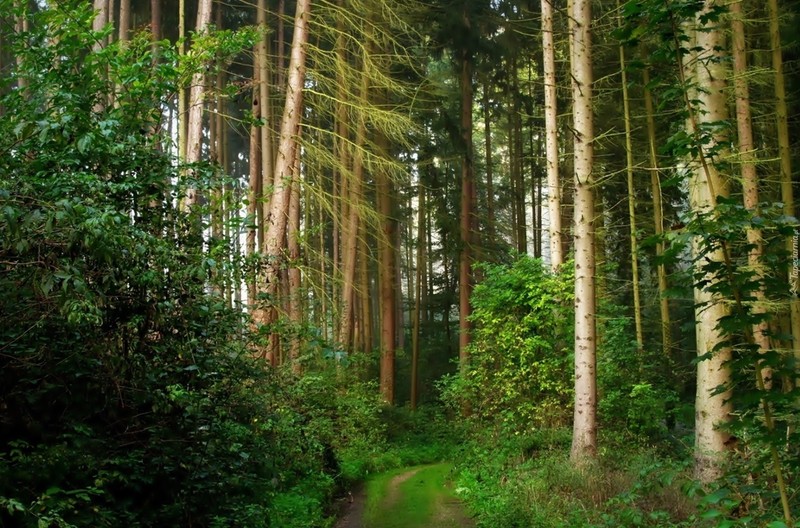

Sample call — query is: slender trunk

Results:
[320,183,329,342]
[513,79,526,254]
[338,28,372,350]
[177,0,186,161]
[731,0,772,381]
[542,0,562,269]
[483,82,495,238]
[377,129,397,403]
[358,228,372,353]
[247,67,261,305]
[89,0,106,109]
[569,0,597,463]
[458,45,475,371]
[643,68,671,358]
[13,1,30,93]
[534,134,543,258]
[426,199,433,324]
[277,0,286,91]
[106,0,114,48]
[332,1,349,321]
[183,0,212,208]
[150,0,161,56]
[209,6,224,243]
[411,184,424,410]
[404,189,414,346]
[617,8,643,351]
[288,146,302,373]
[767,0,800,372]
[257,0,275,228]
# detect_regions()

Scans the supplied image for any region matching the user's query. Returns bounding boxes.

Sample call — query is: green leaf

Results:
[77,133,93,153]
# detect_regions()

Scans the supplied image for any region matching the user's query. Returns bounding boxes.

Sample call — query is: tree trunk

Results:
[247,67,261,306]
[260,0,311,363]
[183,0,213,208]
[257,0,275,228]
[118,0,130,44]
[511,61,526,254]
[177,0,186,161]
[288,145,302,373]
[11,1,29,93]
[687,4,732,483]
[542,0,562,269]
[767,0,800,373]
[458,20,475,371]
[483,82,495,238]
[617,8,643,351]
[89,0,105,107]
[411,184,425,410]
[569,0,597,464]
[150,0,161,55]
[731,0,771,380]
[338,26,372,351]
[377,130,397,404]
[643,67,671,359]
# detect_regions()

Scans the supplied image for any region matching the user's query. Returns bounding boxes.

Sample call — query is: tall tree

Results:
[643,67,671,358]
[260,0,311,363]
[337,23,372,351]
[458,5,476,371]
[542,0,564,270]
[569,0,597,463]
[686,3,732,483]
[411,182,425,409]
[288,141,303,372]
[257,0,275,226]
[177,0,186,161]
[377,130,397,403]
[183,0,213,208]
[767,0,800,370]
[617,5,643,350]
[731,0,771,374]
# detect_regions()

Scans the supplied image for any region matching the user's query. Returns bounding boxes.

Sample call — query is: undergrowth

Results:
[453,429,698,528]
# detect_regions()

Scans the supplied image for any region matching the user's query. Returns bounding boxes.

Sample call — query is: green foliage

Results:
[441,256,574,432]
[454,430,697,528]
[597,303,678,441]
[616,0,800,522]
[670,197,800,526]
[0,4,386,526]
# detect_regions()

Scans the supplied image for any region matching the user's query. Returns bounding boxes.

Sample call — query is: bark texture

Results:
[690,4,732,483]
[570,0,597,463]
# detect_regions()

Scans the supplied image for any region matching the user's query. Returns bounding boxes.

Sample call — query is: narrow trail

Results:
[335,463,475,528]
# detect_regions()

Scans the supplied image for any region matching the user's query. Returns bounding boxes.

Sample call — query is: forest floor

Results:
[335,463,475,528]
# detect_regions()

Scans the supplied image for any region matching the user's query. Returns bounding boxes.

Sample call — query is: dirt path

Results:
[335,463,475,528]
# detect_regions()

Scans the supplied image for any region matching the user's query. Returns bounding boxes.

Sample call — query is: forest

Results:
[1,0,799,526]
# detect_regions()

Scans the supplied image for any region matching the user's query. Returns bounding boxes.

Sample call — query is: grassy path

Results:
[336,463,474,528]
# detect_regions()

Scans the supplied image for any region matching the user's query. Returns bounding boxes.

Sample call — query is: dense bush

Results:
[596,303,679,441]
[440,256,574,433]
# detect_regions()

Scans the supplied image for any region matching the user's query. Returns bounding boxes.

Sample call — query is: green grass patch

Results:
[363,463,458,528]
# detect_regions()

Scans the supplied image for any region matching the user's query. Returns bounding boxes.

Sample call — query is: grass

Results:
[454,430,698,528]
[363,463,461,528]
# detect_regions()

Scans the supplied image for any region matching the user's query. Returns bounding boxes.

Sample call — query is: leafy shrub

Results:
[597,303,678,441]
[441,256,574,433]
